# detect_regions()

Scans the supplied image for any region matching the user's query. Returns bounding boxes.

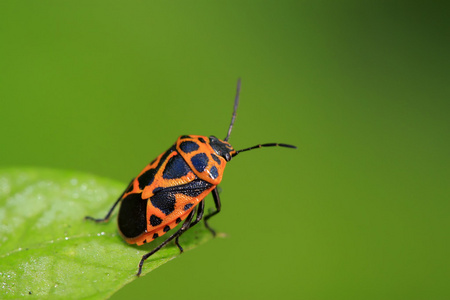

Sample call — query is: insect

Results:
[85,79,296,276]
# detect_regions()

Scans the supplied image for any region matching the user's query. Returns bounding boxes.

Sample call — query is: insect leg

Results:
[175,200,205,253]
[203,187,221,236]
[137,209,196,276]
[85,178,134,223]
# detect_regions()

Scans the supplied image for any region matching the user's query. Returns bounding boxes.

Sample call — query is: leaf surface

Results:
[0,168,213,299]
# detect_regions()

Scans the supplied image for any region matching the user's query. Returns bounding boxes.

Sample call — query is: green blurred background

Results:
[1,1,449,299]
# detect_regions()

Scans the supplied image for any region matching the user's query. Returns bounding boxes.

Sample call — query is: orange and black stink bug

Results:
[85,79,296,276]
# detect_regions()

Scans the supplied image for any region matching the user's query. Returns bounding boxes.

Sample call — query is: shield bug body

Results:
[86,79,296,276]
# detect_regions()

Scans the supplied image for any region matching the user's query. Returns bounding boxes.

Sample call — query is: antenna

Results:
[232,143,297,157]
[224,78,241,142]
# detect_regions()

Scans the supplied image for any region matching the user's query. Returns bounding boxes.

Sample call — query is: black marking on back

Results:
[118,193,147,238]
[209,166,219,179]
[153,187,163,194]
[166,178,213,198]
[179,141,200,153]
[163,154,191,179]
[184,203,193,211]
[138,146,176,190]
[163,225,170,232]
[150,214,162,227]
[138,168,157,190]
[180,135,191,139]
[150,192,176,216]
[191,153,209,173]
[211,153,221,165]
[176,217,181,224]
[198,137,206,143]
[153,233,159,239]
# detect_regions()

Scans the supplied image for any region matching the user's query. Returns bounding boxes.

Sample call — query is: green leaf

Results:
[0,168,214,299]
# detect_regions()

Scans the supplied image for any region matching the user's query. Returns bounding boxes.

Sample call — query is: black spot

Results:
[163,225,170,232]
[198,137,206,143]
[142,239,147,244]
[191,153,209,173]
[118,193,148,238]
[150,158,156,165]
[163,154,191,179]
[184,203,193,211]
[176,217,181,224]
[209,166,219,179]
[138,168,157,190]
[138,146,176,189]
[150,214,162,227]
[211,153,221,165]
[150,191,176,215]
[180,135,191,139]
[153,233,159,239]
[179,141,200,153]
